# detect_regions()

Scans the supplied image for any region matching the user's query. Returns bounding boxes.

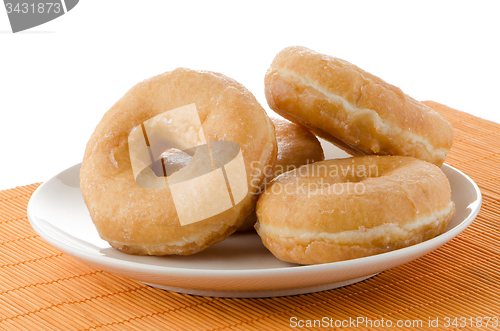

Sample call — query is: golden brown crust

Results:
[265,46,453,166]
[257,213,453,265]
[255,156,455,264]
[237,117,324,231]
[80,68,277,255]
[271,117,325,176]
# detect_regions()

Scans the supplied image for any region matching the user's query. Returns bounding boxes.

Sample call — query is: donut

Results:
[255,156,455,265]
[264,46,453,166]
[270,117,325,177]
[80,68,277,255]
[238,117,324,231]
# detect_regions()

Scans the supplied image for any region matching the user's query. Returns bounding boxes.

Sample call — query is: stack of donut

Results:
[257,46,455,264]
[81,46,455,265]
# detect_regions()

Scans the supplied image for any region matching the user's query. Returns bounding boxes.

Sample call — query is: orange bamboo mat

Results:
[1,101,499,331]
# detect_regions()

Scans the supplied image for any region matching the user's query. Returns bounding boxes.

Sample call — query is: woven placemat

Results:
[1,101,499,331]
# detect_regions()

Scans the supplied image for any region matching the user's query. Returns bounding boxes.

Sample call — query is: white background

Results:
[1,0,499,191]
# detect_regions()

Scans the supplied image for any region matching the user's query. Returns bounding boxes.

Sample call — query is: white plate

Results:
[27,144,481,298]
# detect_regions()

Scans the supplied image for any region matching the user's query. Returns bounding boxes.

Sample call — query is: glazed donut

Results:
[80,68,277,255]
[271,117,325,177]
[238,117,324,231]
[264,46,453,166]
[255,156,455,265]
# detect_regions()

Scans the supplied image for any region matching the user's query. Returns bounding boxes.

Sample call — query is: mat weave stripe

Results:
[1,101,499,330]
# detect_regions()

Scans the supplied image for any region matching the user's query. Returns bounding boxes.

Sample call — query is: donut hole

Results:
[335,163,385,183]
[165,141,243,186]
[128,104,208,188]
[150,148,193,177]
